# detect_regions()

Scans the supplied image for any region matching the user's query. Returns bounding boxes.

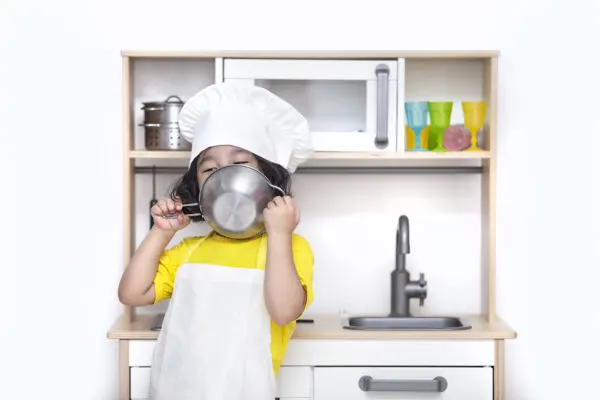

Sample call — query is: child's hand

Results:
[151,197,191,232]
[263,196,300,236]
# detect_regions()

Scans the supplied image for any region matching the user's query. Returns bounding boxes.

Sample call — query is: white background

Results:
[3,0,600,399]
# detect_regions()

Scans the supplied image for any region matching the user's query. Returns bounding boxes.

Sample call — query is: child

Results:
[118,83,315,400]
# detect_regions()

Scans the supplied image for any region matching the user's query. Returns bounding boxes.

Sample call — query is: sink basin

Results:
[344,316,472,331]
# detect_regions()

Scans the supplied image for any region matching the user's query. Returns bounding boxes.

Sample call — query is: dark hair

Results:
[168,153,292,222]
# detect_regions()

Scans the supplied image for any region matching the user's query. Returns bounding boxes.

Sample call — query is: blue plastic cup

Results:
[405,101,429,151]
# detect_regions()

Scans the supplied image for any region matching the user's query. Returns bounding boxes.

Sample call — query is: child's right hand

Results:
[151,197,191,232]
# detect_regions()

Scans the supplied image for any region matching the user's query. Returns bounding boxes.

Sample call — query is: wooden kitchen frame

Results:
[108,50,515,400]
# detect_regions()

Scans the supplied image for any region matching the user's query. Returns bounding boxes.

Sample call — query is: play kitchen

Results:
[109,51,516,400]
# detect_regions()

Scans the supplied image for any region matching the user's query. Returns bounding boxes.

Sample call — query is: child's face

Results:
[196,145,260,184]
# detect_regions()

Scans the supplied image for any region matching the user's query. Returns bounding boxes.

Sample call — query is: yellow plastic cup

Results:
[462,101,487,152]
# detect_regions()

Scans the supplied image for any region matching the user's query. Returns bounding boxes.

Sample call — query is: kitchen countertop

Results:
[107,313,516,340]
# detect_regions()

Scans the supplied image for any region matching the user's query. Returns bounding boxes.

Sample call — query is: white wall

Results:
[4,0,600,399]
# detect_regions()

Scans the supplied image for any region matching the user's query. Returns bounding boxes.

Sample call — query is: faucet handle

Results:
[418,273,427,306]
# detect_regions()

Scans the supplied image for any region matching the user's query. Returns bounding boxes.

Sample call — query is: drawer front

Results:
[130,340,155,366]
[283,340,495,366]
[277,366,312,398]
[132,339,495,367]
[130,367,151,400]
[314,367,492,400]
[128,362,311,399]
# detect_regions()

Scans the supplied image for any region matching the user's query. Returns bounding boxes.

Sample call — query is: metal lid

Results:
[141,95,184,108]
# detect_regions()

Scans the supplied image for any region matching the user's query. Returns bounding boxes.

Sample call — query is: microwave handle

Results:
[374,64,390,148]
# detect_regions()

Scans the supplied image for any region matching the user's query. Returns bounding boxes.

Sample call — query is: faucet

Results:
[389,215,427,317]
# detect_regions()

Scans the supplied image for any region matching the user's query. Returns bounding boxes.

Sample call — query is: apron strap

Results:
[184,231,268,270]
[182,232,212,262]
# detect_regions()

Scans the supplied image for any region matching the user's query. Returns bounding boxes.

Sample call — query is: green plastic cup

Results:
[427,102,453,152]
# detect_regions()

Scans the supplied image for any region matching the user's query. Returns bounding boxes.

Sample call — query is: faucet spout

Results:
[395,215,410,272]
[398,215,410,255]
[390,215,427,317]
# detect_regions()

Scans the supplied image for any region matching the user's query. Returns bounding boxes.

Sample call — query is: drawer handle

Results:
[358,375,448,393]
[374,64,390,149]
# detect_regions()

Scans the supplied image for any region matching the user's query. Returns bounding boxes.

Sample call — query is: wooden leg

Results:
[119,340,130,400]
[494,339,505,400]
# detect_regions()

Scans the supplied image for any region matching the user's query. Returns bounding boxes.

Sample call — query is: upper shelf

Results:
[128,150,490,171]
[126,52,497,162]
[122,50,499,59]
[129,150,490,160]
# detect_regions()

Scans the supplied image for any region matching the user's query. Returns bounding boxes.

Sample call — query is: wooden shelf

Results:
[129,150,491,161]
[130,150,190,159]
[121,50,499,59]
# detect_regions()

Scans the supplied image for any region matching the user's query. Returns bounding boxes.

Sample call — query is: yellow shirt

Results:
[153,232,315,375]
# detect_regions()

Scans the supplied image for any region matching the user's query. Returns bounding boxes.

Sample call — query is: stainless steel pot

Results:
[141,95,184,124]
[142,123,191,151]
[140,95,190,151]
[167,164,286,239]
[201,164,286,239]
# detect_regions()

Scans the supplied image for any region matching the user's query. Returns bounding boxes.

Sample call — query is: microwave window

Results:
[255,79,367,134]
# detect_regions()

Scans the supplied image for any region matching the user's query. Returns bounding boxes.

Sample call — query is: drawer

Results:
[130,367,151,400]
[130,340,155,366]
[128,365,311,399]
[132,339,494,367]
[277,366,312,398]
[283,340,495,366]
[314,367,492,400]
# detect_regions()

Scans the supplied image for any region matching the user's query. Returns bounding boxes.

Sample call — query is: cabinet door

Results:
[314,366,492,400]
[224,59,404,153]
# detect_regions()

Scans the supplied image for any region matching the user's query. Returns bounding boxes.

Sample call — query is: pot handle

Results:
[164,95,184,103]
[138,123,181,127]
[268,184,287,197]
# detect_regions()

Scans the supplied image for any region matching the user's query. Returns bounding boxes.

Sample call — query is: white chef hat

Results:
[178,83,313,173]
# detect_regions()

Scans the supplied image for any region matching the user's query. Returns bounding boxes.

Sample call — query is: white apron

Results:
[148,234,276,400]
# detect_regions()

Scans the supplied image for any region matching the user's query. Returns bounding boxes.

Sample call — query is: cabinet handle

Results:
[358,375,448,392]
[374,64,390,149]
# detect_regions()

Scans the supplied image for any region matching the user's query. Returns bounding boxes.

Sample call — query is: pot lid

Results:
[142,95,185,107]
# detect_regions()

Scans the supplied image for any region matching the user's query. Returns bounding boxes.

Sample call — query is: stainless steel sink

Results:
[344,315,471,331]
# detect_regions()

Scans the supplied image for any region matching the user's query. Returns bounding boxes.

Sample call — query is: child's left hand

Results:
[263,195,300,236]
